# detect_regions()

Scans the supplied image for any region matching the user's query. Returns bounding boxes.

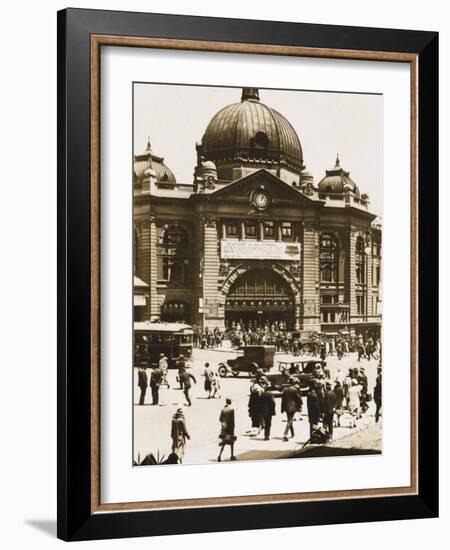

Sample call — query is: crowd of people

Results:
[137,351,382,464]
[245,362,382,445]
[192,323,381,361]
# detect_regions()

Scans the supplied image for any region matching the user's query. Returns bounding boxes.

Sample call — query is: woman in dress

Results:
[170,408,190,463]
[218,398,237,462]
[347,379,362,428]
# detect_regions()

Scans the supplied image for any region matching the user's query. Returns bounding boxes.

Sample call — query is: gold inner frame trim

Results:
[90,34,419,514]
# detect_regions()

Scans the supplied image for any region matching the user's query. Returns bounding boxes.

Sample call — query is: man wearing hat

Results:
[358,367,369,413]
[307,380,322,438]
[259,381,276,441]
[177,354,186,390]
[178,367,197,406]
[149,364,163,406]
[323,381,337,438]
[374,367,382,422]
[281,377,303,442]
[137,365,148,406]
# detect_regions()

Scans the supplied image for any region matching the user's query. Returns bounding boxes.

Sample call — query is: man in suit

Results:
[149,366,163,406]
[307,380,322,438]
[259,380,276,440]
[281,378,303,441]
[374,367,382,422]
[178,368,197,406]
[323,381,337,438]
[358,367,369,412]
[137,366,148,405]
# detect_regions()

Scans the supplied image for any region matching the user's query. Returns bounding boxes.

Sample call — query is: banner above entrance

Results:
[221,239,301,261]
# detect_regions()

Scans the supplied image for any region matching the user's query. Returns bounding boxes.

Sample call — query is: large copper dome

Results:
[201,88,303,173]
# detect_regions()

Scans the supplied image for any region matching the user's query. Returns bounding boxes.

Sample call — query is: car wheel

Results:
[218,365,228,378]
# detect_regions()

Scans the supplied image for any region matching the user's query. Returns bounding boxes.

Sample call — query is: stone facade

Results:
[133,88,382,337]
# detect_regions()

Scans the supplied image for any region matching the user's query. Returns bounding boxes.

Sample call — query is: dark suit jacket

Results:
[138,369,148,389]
[259,391,276,417]
[179,371,196,389]
[334,385,344,408]
[323,390,337,415]
[150,368,162,387]
[281,385,303,414]
[307,390,321,424]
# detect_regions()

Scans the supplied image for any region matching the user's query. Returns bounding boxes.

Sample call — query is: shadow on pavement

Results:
[235,449,294,461]
[293,446,381,458]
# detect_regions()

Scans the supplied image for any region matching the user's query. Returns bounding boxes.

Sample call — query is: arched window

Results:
[251,131,270,149]
[162,226,187,246]
[158,225,189,282]
[355,236,365,284]
[320,234,338,282]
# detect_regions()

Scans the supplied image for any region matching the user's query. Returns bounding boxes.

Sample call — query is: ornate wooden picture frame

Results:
[57,8,438,541]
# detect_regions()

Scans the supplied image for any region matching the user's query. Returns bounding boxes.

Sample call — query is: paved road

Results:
[133,348,381,465]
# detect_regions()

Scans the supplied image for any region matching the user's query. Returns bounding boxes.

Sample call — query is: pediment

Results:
[208,169,320,208]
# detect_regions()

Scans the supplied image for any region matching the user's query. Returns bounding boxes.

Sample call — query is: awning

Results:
[134,295,146,306]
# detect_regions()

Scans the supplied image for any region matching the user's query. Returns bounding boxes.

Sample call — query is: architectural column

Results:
[137,216,159,321]
[258,220,264,241]
[201,217,223,329]
[345,227,357,319]
[366,233,373,319]
[240,220,246,240]
[277,222,282,241]
[301,222,321,332]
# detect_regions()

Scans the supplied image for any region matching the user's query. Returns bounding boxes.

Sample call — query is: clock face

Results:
[254,191,269,210]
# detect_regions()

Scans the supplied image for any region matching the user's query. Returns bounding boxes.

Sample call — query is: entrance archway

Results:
[224,268,296,329]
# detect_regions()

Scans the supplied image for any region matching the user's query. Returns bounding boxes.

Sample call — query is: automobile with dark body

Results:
[218,345,275,377]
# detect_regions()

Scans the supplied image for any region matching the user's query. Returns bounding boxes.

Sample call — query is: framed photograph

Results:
[57,8,438,541]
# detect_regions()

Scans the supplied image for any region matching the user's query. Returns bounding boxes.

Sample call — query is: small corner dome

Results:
[318,155,360,198]
[201,160,217,170]
[133,143,176,184]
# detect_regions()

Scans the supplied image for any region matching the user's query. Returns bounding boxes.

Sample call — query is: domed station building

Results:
[133,88,382,336]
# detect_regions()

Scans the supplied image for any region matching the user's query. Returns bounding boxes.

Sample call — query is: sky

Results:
[134,83,382,215]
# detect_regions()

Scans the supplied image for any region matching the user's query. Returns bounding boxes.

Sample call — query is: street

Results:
[133,348,381,465]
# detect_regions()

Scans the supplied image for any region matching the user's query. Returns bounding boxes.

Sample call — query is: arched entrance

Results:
[224,268,296,329]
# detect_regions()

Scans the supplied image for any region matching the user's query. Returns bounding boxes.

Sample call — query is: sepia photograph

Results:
[132,83,383,466]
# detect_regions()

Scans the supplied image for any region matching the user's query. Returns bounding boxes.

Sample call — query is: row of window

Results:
[138,225,381,286]
[320,235,381,285]
[225,220,293,239]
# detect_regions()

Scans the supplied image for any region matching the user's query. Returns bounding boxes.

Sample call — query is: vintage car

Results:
[218,345,275,377]
[265,358,326,396]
